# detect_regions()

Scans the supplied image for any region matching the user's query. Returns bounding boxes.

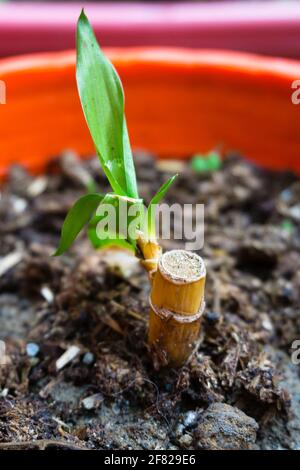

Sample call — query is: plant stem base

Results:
[148,250,206,369]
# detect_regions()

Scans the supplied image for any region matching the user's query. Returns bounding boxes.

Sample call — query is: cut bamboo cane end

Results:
[159,250,206,284]
[148,250,206,369]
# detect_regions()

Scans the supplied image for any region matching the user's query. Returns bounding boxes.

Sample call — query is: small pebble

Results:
[40,286,54,304]
[175,423,185,437]
[11,196,27,214]
[194,403,258,450]
[261,314,273,332]
[0,388,9,397]
[281,284,293,303]
[280,189,293,203]
[205,311,220,325]
[27,176,48,197]
[82,352,95,365]
[82,393,103,410]
[179,434,193,448]
[183,410,198,428]
[289,205,300,221]
[26,342,40,358]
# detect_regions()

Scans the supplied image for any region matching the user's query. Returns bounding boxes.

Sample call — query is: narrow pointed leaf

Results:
[146,174,178,237]
[76,10,138,198]
[54,193,104,255]
[122,117,138,198]
[149,175,178,207]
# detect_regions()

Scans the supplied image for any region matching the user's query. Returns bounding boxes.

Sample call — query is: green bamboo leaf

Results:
[53,193,104,256]
[76,10,138,198]
[146,174,178,238]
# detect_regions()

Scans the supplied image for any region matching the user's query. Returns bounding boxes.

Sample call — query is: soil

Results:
[0,151,299,450]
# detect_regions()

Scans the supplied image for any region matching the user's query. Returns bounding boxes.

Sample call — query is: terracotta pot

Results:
[0,48,300,177]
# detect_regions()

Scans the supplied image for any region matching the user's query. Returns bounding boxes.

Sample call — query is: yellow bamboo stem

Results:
[148,250,206,368]
[136,230,162,274]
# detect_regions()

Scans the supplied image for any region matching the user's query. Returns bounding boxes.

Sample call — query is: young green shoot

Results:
[54,10,207,369]
[54,10,177,262]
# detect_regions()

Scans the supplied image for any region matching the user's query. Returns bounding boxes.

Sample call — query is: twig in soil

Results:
[101,315,125,336]
[110,299,146,322]
[56,345,81,371]
[126,309,147,322]
[0,251,23,277]
[0,439,87,451]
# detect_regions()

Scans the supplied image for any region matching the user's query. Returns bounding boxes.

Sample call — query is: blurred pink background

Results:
[0,2,300,58]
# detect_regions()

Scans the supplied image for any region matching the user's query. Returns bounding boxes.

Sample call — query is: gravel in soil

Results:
[0,151,300,450]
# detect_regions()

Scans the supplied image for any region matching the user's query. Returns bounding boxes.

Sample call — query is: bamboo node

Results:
[149,296,205,324]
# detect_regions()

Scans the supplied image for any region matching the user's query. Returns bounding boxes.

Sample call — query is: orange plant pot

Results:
[0,48,300,177]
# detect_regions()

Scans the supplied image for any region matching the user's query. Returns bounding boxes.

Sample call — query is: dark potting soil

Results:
[0,151,300,450]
